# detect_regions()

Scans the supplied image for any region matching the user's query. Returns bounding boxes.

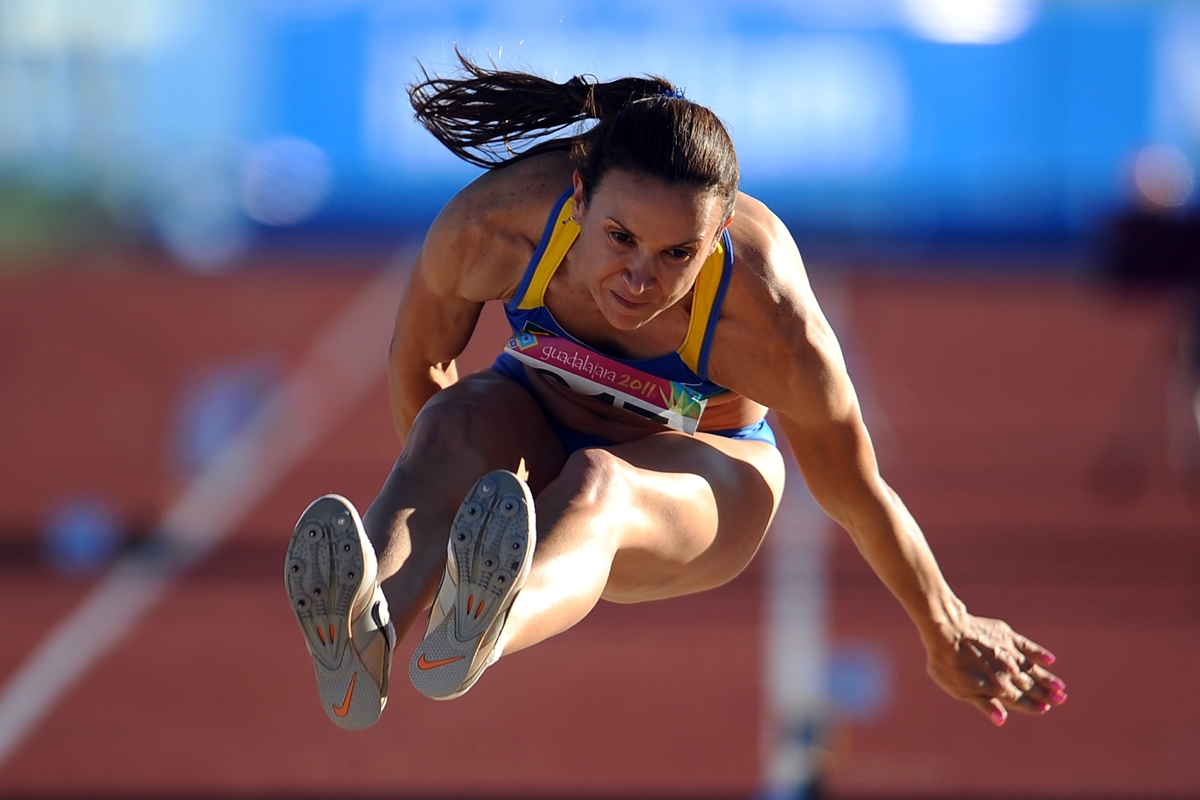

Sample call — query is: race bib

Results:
[504,331,710,434]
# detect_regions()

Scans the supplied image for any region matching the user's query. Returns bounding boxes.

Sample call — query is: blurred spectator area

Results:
[0,0,1198,267]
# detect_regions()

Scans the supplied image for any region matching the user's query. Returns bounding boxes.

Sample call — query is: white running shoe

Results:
[285,494,395,730]
[409,470,536,700]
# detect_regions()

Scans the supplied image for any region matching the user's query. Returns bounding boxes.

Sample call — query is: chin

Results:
[602,301,656,330]
[600,289,660,329]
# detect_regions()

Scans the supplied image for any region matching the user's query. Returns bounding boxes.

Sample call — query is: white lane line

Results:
[760,275,858,797]
[0,258,409,768]
[761,457,832,798]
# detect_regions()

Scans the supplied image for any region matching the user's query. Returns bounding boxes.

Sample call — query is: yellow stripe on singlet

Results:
[677,239,726,374]
[517,197,578,310]
[517,192,727,377]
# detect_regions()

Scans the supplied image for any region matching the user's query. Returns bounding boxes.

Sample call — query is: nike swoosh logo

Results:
[416,653,465,671]
[332,671,357,717]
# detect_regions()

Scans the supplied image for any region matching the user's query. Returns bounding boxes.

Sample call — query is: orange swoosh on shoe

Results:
[417,653,465,671]
[332,672,357,717]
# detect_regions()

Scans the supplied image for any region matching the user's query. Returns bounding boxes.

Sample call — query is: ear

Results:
[710,208,735,254]
[722,208,736,231]
[571,171,586,217]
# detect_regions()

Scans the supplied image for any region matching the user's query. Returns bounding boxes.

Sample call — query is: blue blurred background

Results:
[2,0,1197,268]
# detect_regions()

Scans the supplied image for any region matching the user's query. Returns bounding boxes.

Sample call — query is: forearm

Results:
[388,348,459,444]
[385,261,481,444]
[780,413,965,645]
[838,483,966,647]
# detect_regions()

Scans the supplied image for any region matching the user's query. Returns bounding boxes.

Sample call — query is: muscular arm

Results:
[387,172,538,443]
[715,199,1065,725]
[775,363,966,649]
[388,238,483,441]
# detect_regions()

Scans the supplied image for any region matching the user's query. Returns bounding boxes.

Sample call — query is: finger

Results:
[976,645,1026,688]
[972,662,1047,715]
[1015,635,1057,668]
[976,696,1007,727]
[965,637,1020,676]
[1005,690,1054,716]
[998,668,1058,715]
[1011,674,1057,708]
[969,636,1028,680]
[1025,664,1068,706]
[1011,670,1036,694]
[997,664,1064,713]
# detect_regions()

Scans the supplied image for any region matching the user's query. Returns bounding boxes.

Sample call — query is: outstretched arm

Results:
[719,203,1066,725]
[776,385,1065,725]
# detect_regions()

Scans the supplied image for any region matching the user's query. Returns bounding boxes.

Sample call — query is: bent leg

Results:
[362,371,566,643]
[498,431,786,655]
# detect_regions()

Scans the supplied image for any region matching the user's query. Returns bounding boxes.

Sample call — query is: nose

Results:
[622,254,655,295]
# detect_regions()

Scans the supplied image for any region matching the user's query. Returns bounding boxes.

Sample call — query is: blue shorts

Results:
[491,353,777,454]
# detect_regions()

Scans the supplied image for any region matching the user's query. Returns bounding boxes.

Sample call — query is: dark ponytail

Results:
[409,53,740,215]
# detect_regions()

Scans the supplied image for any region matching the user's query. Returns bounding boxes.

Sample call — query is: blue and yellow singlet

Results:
[492,188,774,446]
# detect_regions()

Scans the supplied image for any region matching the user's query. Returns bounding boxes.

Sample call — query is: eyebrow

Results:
[606,215,706,249]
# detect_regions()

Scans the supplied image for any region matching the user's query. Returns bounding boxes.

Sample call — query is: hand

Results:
[925,613,1067,726]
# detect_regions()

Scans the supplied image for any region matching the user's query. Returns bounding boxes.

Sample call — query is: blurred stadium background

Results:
[1,0,1199,797]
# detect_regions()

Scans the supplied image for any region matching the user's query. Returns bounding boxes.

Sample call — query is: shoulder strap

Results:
[677,230,734,378]
[513,191,578,311]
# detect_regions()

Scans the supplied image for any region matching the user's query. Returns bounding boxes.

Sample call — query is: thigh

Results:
[367,370,567,559]
[399,370,568,497]
[590,430,786,602]
[365,371,569,629]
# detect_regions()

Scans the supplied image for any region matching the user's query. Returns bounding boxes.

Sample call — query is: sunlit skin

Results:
[521,168,758,438]
[563,169,731,334]
[369,149,1066,728]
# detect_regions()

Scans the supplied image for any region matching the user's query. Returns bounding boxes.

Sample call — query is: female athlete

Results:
[284,57,1066,731]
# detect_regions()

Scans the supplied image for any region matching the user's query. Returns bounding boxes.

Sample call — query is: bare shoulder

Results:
[708,192,847,420]
[420,151,575,303]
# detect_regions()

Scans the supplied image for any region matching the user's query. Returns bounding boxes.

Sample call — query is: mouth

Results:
[609,290,650,310]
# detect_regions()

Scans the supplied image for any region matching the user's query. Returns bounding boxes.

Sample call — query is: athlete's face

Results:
[571,169,732,331]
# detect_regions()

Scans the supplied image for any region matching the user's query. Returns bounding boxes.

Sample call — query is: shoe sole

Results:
[285,494,384,730]
[409,470,535,700]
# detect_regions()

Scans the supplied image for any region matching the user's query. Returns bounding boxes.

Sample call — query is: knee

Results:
[363,394,498,553]
[540,448,632,544]
[560,447,629,505]
[404,390,497,466]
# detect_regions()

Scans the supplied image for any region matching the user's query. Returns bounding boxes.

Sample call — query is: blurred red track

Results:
[1,263,1198,796]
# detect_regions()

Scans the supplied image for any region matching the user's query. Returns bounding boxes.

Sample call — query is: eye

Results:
[608,230,633,245]
[666,248,694,262]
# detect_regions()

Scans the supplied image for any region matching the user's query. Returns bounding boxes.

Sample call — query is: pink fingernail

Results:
[1042,652,1057,665]
[1051,692,1067,705]
[990,709,1006,726]
[1049,678,1065,692]
[1037,703,1051,713]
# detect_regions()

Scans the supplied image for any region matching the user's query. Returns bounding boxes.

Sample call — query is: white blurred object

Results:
[0,0,187,55]
[238,136,333,226]
[1154,7,1200,147]
[1134,144,1195,209]
[900,0,1039,45]
[154,154,251,272]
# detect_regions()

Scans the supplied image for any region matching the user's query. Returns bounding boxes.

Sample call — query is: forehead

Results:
[587,169,725,241]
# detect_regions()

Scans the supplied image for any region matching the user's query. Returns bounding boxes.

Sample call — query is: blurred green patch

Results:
[0,185,134,269]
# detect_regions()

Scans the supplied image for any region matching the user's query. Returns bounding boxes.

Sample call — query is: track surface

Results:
[1,263,1197,796]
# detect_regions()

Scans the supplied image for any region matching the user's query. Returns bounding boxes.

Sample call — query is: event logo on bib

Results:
[505,331,709,434]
